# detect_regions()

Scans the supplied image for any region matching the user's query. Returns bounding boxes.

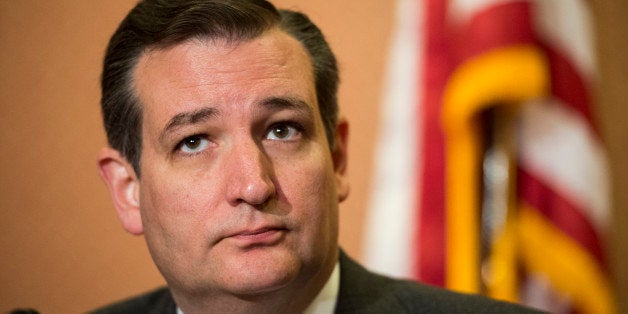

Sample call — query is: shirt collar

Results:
[303,261,340,314]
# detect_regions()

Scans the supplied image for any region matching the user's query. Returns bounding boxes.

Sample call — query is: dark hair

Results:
[101,0,339,174]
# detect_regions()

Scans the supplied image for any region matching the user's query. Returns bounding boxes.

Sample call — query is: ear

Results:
[97,147,143,235]
[332,118,350,202]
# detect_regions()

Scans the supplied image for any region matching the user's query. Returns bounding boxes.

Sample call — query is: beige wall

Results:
[0,1,625,312]
[593,0,628,312]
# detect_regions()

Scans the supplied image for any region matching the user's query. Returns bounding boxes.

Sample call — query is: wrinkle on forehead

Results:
[133,28,313,104]
[136,28,303,82]
[132,31,315,124]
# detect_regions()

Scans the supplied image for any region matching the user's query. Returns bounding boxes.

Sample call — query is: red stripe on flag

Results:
[518,168,607,268]
[540,44,598,133]
[417,0,452,286]
[458,1,536,61]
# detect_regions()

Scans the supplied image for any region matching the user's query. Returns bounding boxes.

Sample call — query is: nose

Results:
[225,139,276,208]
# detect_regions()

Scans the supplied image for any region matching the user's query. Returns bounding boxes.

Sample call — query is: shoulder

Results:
[89,286,175,314]
[336,251,545,314]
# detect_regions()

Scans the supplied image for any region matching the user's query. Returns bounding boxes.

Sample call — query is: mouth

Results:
[228,227,288,248]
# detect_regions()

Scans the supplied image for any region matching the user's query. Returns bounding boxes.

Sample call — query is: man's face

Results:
[129,29,348,297]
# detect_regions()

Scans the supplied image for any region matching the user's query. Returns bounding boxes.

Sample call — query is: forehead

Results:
[132,29,316,122]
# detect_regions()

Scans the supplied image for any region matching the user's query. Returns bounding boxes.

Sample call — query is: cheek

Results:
[139,170,220,239]
[139,173,223,274]
[278,154,339,227]
[284,161,340,260]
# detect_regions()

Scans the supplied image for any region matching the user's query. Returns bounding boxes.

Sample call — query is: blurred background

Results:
[0,0,625,312]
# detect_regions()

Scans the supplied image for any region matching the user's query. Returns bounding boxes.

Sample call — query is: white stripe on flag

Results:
[519,98,611,232]
[522,0,608,232]
[363,0,422,279]
[533,0,597,80]
[449,0,519,24]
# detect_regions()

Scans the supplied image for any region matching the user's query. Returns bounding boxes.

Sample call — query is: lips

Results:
[227,226,287,247]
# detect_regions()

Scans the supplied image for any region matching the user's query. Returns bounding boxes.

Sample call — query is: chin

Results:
[221,247,303,296]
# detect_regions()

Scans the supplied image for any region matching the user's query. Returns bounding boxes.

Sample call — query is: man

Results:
[94,0,543,313]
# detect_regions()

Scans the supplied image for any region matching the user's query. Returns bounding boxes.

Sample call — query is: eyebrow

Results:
[159,107,218,143]
[260,96,314,118]
[158,96,314,142]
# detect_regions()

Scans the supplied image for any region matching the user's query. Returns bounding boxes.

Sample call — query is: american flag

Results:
[364,0,615,312]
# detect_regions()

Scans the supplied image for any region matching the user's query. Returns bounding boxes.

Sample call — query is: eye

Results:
[266,123,300,141]
[178,135,209,154]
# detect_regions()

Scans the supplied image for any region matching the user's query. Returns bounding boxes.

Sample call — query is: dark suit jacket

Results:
[91,250,544,313]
